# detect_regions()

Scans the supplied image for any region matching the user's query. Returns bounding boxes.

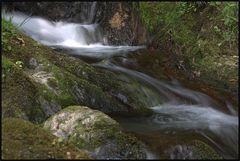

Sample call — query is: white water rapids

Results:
[3,10,238,159]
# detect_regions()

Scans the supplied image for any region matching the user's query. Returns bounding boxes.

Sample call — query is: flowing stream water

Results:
[3,8,238,159]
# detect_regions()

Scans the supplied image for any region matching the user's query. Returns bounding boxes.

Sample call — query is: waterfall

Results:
[3,11,104,46]
[2,10,145,58]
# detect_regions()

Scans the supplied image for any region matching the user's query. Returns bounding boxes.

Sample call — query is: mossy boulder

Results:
[44,106,147,159]
[190,140,222,159]
[2,24,152,123]
[2,117,91,159]
[164,140,222,159]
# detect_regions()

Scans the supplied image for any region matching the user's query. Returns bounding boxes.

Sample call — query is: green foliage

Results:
[214,2,238,47]
[138,2,238,90]
[2,13,30,51]
[139,2,178,33]
[2,118,90,159]
[139,1,238,49]
[2,17,17,48]
[2,56,14,73]
[139,2,199,47]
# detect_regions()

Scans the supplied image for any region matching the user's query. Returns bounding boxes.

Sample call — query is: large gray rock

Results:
[44,106,147,159]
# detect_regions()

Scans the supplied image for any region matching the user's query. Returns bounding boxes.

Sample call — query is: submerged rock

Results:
[44,106,147,159]
[28,57,38,69]
[164,140,222,159]
[2,117,91,159]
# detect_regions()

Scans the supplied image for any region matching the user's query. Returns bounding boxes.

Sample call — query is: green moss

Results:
[2,56,15,70]
[47,77,58,89]
[2,117,91,159]
[45,106,120,150]
[139,2,238,93]
[2,57,46,123]
[69,114,119,149]
[2,18,152,118]
[104,131,147,159]
[48,62,123,111]
[44,106,146,158]
[191,140,222,159]
[2,17,18,50]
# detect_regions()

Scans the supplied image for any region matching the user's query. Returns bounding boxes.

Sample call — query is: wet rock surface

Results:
[166,142,221,159]
[99,2,147,45]
[2,30,152,123]
[165,142,222,159]
[44,106,147,159]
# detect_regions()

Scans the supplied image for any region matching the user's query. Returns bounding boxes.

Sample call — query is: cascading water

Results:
[2,6,238,159]
[2,9,145,59]
[3,11,104,46]
[95,59,238,159]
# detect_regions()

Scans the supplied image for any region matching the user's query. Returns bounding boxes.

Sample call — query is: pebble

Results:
[67,152,71,159]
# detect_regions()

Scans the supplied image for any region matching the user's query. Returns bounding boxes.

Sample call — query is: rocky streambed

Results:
[2,24,152,159]
[2,3,238,160]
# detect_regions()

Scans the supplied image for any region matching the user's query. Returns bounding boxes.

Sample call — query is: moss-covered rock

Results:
[164,140,222,159]
[2,23,152,122]
[44,106,147,159]
[2,117,91,159]
[2,56,46,123]
[190,140,222,159]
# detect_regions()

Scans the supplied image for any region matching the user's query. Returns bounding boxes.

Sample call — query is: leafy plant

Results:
[2,57,14,73]
[138,2,238,88]
[2,18,16,53]
[2,11,32,52]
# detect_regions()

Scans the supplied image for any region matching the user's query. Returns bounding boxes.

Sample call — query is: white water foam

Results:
[150,104,238,158]
[149,104,238,129]
[96,62,238,158]
[2,11,145,58]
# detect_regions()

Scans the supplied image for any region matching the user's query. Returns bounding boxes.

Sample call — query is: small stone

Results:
[67,152,71,159]
[193,71,201,77]
[52,140,56,145]
[29,58,38,69]
[58,137,64,143]
[16,37,25,46]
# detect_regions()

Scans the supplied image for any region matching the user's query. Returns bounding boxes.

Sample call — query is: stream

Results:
[3,10,238,159]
